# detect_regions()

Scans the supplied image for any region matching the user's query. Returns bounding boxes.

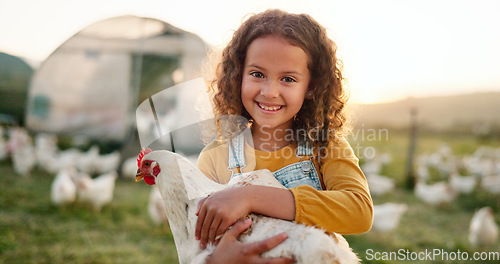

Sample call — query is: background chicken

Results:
[92,150,121,175]
[148,185,169,226]
[469,206,499,249]
[136,148,360,264]
[414,181,457,205]
[35,133,59,173]
[121,155,139,180]
[76,145,100,174]
[449,172,477,194]
[366,174,395,196]
[76,170,117,211]
[8,127,36,176]
[50,166,78,206]
[74,145,122,176]
[372,203,408,233]
[480,174,500,194]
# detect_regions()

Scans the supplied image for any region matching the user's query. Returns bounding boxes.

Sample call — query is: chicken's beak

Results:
[135,169,144,182]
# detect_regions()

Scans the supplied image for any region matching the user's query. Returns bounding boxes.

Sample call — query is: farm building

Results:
[25,15,209,147]
[0,52,34,126]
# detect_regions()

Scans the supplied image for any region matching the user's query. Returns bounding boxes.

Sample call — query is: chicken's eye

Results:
[145,161,150,166]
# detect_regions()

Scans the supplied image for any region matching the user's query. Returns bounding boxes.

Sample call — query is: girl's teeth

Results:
[259,103,282,111]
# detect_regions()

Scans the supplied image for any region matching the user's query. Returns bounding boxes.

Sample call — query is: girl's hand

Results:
[206,218,294,264]
[196,186,251,249]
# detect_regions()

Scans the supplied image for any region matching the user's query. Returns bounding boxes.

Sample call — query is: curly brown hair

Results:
[209,9,349,151]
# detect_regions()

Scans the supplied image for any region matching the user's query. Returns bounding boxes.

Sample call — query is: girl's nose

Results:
[260,80,280,98]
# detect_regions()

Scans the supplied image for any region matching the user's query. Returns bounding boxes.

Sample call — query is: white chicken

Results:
[6,126,31,155]
[50,166,77,206]
[76,146,121,175]
[76,145,100,174]
[480,175,500,194]
[12,141,37,177]
[93,150,121,175]
[415,181,457,205]
[361,161,382,176]
[121,156,139,180]
[136,148,360,264]
[43,148,81,174]
[449,173,477,194]
[8,127,36,176]
[35,133,59,172]
[469,207,498,249]
[372,203,407,233]
[415,163,430,182]
[366,174,395,196]
[76,170,117,211]
[148,185,169,226]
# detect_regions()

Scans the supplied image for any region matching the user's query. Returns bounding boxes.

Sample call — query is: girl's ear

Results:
[305,91,314,100]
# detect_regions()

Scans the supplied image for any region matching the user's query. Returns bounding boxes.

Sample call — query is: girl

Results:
[196,9,373,262]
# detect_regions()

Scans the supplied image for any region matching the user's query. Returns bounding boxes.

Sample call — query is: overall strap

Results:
[296,137,315,173]
[227,132,246,175]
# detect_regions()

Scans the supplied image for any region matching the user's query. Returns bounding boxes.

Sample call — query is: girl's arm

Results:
[195,185,295,249]
[290,181,373,234]
[290,138,373,234]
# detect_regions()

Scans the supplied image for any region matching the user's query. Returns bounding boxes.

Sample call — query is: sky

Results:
[1,0,500,104]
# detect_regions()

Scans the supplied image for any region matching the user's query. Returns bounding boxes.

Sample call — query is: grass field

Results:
[1,131,499,263]
[347,129,500,263]
[0,163,178,264]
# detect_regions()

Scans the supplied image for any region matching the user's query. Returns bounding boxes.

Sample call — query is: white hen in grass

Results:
[35,133,59,172]
[50,166,77,206]
[469,207,498,249]
[366,174,395,196]
[12,141,36,177]
[121,156,139,180]
[372,203,407,233]
[148,185,168,226]
[77,171,117,211]
[93,150,121,175]
[136,148,359,264]
[415,181,457,205]
[8,127,36,176]
[449,173,477,194]
[480,175,500,194]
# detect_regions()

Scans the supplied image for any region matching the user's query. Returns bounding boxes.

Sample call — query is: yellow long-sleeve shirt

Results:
[196,137,373,234]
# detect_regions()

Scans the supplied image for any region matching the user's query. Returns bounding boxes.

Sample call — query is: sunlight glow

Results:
[1,0,500,103]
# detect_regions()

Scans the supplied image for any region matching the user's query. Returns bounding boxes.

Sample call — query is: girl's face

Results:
[241,35,310,135]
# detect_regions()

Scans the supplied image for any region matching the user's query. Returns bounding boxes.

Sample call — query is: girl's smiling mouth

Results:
[256,101,284,112]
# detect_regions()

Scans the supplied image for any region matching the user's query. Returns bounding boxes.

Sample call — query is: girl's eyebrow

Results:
[246,64,304,76]
[246,64,266,70]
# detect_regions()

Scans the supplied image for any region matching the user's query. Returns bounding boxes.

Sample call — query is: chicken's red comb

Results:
[137,148,152,167]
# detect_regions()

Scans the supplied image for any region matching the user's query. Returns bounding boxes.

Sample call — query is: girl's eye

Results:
[282,76,296,83]
[250,71,264,78]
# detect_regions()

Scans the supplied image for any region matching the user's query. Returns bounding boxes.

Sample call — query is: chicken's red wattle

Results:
[144,176,156,185]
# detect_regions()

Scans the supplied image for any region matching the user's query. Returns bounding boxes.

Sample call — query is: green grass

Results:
[1,131,499,263]
[0,162,178,264]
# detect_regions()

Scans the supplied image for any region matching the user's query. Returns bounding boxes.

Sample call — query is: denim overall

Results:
[227,133,323,190]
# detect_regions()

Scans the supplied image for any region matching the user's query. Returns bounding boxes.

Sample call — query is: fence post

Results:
[405,107,417,190]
